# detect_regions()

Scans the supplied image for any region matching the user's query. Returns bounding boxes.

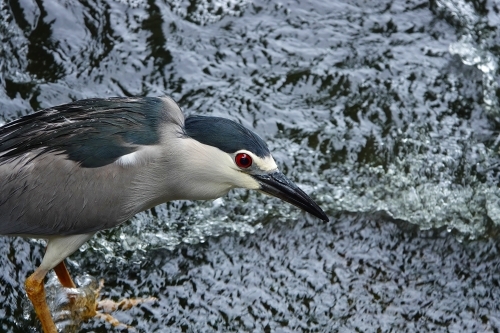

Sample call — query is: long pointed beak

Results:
[252,171,329,222]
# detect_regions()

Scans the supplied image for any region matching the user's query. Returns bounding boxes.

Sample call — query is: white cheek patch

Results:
[256,155,278,172]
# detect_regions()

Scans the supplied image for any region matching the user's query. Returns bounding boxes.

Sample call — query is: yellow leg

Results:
[27,266,157,332]
[25,234,95,332]
[26,235,156,331]
[25,267,58,333]
[53,261,76,288]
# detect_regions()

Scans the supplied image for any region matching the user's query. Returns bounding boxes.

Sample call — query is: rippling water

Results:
[1,0,500,332]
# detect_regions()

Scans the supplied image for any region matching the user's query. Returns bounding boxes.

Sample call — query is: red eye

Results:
[235,153,252,168]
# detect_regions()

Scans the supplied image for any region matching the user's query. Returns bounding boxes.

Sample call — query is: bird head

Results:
[182,115,329,222]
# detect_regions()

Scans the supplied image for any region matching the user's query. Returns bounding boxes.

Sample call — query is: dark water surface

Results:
[1,0,500,332]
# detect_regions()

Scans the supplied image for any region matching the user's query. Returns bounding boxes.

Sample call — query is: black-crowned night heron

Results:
[0,96,328,332]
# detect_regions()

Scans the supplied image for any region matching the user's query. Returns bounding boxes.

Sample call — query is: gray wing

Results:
[0,96,183,168]
[0,96,184,236]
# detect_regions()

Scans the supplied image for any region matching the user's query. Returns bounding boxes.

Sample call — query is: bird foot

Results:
[94,296,157,330]
[53,277,157,330]
[52,277,100,326]
[96,280,157,329]
[98,294,159,313]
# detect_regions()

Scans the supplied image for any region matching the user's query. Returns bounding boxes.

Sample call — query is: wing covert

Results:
[0,97,180,168]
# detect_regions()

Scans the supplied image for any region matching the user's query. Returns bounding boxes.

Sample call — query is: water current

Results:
[1,0,500,332]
